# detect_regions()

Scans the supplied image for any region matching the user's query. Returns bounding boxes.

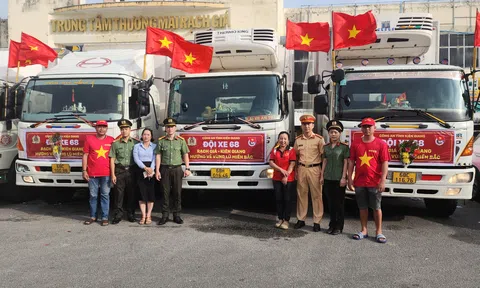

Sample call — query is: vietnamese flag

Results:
[146,27,184,58]
[285,20,330,52]
[8,40,49,68]
[333,11,377,50]
[18,32,57,67]
[171,38,213,74]
[474,11,480,47]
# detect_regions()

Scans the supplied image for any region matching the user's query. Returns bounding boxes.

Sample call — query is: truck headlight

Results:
[448,172,473,184]
[260,168,274,178]
[16,163,30,173]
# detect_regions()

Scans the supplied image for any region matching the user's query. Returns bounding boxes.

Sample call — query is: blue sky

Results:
[0,0,419,19]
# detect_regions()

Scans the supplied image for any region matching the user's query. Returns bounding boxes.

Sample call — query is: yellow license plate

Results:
[52,164,71,174]
[211,168,231,178]
[392,172,416,184]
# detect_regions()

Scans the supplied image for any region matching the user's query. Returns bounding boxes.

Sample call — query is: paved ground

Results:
[0,190,479,288]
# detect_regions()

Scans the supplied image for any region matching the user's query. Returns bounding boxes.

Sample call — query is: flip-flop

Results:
[376,234,387,243]
[352,232,368,240]
[84,218,96,225]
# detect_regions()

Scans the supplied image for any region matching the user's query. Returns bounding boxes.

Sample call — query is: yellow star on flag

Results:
[25,60,32,64]
[300,33,314,46]
[159,36,172,49]
[359,152,373,167]
[348,25,361,39]
[29,45,38,51]
[184,53,196,65]
[94,145,108,159]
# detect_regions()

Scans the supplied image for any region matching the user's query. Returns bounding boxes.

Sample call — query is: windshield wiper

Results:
[31,113,92,128]
[182,115,261,131]
[388,108,452,128]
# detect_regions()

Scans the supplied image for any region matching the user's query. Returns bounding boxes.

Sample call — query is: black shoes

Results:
[157,216,168,225]
[294,220,305,229]
[326,227,334,234]
[313,223,321,232]
[173,216,184,224]
[331,229,342,235]
[111,218,122,225]
[127,214,136,223]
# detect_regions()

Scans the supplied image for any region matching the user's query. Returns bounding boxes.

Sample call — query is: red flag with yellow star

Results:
[145,27,184,58]
[171,38,213,74]
[333,11,377,50]
[18,33,57,67]
[285,20,330,52]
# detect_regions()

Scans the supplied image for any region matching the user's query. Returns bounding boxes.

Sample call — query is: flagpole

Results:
[15,61,20,83]
[331,10,336,70]
[4,68,8,118]
[474,8,479,110]
[142,54,147,79]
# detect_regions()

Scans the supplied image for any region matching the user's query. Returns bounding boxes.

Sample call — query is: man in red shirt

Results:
[347,118,390,243]
[82,120,115,226]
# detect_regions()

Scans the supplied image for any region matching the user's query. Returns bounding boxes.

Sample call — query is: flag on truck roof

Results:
[285,20,330,52]
[171,38,213,74]
[18,33,57,68]
[146,27,184,58]
[474,11,480,47]
[8,40,48,68]
[333,11,377,50]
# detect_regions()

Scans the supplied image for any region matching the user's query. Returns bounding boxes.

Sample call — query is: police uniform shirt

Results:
[109,137,138,167]
[294,133,325,165]
[322,142,350,181]
[155,136,190,166]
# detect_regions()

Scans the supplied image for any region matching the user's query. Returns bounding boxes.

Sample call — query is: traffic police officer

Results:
[155,117,191,225]
[294,114,326,232]
[109,119,138,224]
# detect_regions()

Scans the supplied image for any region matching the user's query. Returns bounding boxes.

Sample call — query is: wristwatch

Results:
[185,168,191,171]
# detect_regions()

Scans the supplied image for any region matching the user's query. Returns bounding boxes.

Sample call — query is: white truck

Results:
[14,49,166,201]
[165,28,299,190]
[299,13,474,217]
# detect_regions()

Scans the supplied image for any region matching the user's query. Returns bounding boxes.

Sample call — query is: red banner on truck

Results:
[350,130,455,165]
[179,132,266,164]
[26,131,96,160]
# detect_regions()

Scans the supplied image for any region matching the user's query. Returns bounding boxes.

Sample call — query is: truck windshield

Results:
[336,70,471,121]
[168,75,281,123]
[21,78,124,122]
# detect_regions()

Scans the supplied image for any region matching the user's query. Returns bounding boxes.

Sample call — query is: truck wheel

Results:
[424,199,458,218]
[1,159,37,203]
[472,172,480,203]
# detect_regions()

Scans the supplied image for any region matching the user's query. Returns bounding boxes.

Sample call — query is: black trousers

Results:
[160,165,183,216]
[273,180,294,221]
[324,179,346,230]
[112,166,136,219]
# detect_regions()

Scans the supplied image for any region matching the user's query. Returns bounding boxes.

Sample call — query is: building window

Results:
[440,33,478,68]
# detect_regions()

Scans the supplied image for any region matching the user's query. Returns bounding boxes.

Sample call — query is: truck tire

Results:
[424,199,457,218]
[472,171,480,203]
[1,159,37,203]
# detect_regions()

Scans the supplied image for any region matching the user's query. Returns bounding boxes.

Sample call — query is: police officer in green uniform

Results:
[109,119,139,224]
[155,117,191,225]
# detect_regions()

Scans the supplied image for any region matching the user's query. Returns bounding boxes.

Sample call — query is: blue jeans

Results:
[88,176,111,220]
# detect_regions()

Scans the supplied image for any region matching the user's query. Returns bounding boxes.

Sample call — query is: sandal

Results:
[352,232,368,240]
[145,217,152,225]
[84,218,96,225]
[101,220,109,226]
[139,217,146,225]
[376,234,387,244]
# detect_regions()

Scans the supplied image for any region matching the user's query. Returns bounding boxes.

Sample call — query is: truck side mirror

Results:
[137,117,142,129]
[314,94,328,115]
[292,82,303,102]
[331,69,345,83]
[307,75,323,94]
[6,119,12,131]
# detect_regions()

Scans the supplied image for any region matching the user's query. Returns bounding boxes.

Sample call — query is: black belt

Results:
[116,165,134,171]
[299,163,320,168]
[161,165,181,169]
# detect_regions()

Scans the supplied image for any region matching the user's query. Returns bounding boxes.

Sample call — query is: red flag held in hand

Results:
[333,11,377,50]
[19,33,57,67]
[146,27,184,58]
[286,20,330,52]
[171,39,213,74]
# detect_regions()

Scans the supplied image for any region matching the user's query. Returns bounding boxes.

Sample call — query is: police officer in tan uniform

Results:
[294,114,325,232]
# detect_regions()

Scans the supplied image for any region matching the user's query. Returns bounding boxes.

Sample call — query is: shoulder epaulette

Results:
[175,135,185,140]
[340,142,349,146]
[314,133,323,138]
[158,136,166,140]
[113,138,121,142]
[295,135,303,139]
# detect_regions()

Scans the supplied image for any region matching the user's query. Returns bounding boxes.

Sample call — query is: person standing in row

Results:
[109,119,138,224]
[320,120,349,235]
[294,114,325,232]
[348,118,390,243]
[155,118,191,225]
[83,120,115,226]
[269,131,296,230]
[133,128,157,225]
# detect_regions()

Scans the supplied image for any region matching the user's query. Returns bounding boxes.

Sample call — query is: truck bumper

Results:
[183,164,274,190]
[15,159,87,187]
[345,166,475,199]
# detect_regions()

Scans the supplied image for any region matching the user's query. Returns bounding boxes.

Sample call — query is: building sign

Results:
[179,132,266,164]
[51,13,229,33]
[350,130,456,166]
